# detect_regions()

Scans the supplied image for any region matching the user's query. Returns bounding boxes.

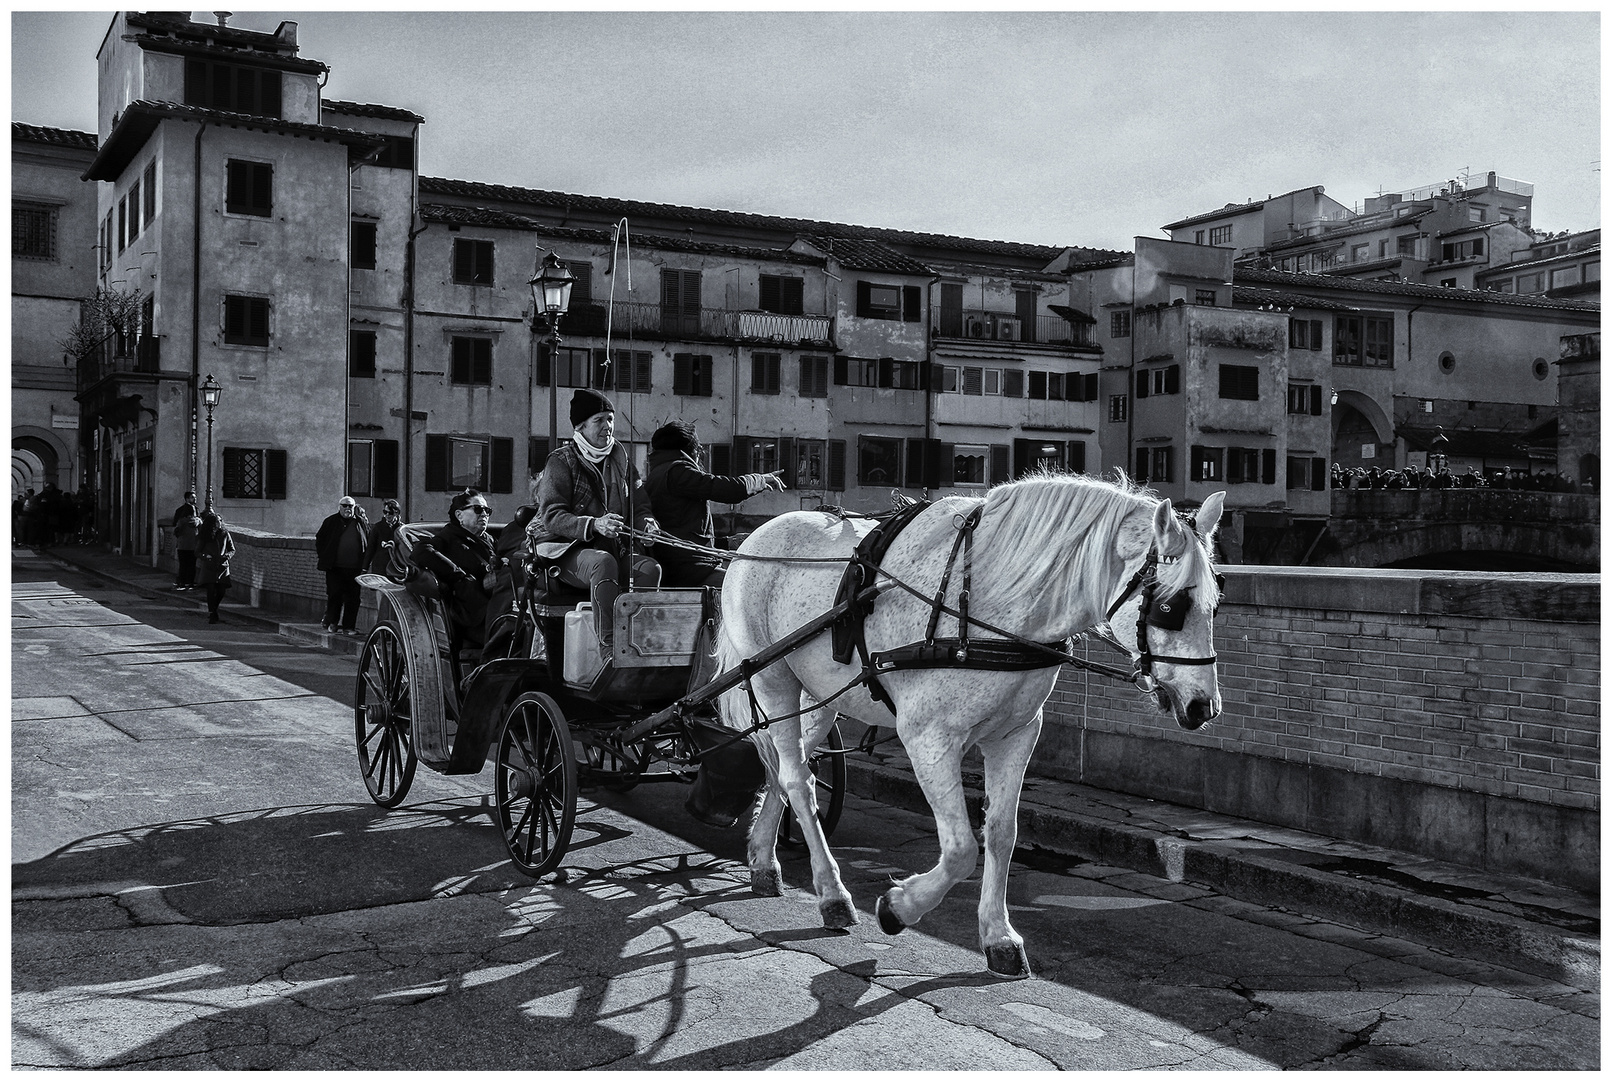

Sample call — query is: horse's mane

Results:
[970,471,1219,633]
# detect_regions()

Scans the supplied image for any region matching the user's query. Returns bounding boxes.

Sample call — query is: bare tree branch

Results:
[59,287,144,365]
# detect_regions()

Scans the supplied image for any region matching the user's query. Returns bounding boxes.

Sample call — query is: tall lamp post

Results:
[200,374,221,511]
[529,252,575,460]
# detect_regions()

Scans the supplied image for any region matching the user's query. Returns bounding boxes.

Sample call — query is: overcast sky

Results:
[11,9,1601,251]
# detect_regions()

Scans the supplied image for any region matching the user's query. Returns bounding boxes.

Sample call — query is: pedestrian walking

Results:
[173,492,200,590]
[315,496,369,635]
[645,419,782,588]
[366,498,404,574]
[195,510,235,624]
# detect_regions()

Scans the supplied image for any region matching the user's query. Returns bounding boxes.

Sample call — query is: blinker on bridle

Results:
[1104,549,1224,691]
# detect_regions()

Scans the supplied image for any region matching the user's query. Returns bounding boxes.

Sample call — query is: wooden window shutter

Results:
[828,440,846,490]
[855,280,872,318]
[990,444,1009,485]
[731,436,751,475]
[475,338,492,383]
[682,270,701,318]
[262,68,282,118]
[1083,372,1100,401]
[251,163,273,215]
[635,352,653,392]
[878,357,893,388]
[529,437,549,474]
[660,267,680,312]
[903,439,926,489]
[697,355,713,397]
[1135,370,1149,399]
[350,329,376,377]
[799,356,815,396]
[248,298,269,344]
[221,448,242,499]
[1012,439,1034,480]
[833,355,849,385]
[1261,448,1277,484]
[1135,447,1150,482]
[490,437,514,493]
[535,342,550,385]
[425,434,449,491]
[673,354,691,395]
[1002,369,1024,398]
[454,240,472,282]
[759,274,780,312]
[1311,458,1328,491]
[1068,440,1086,475]
[226,162,251,213]
[902,285,922,323]
[1309,320,1322,350]
[184,58,207,105]
[1310,385,1323,415]
[924,438,943,487]
[1165,365,1180,395]
[783,276,804,315]
[477,241,495,285]
[1048,372,1064,401]
[777,437,795,488]
[266,449,288,500]
[710,443,731,476]
[374,440,399,497]
[451,337,469,383]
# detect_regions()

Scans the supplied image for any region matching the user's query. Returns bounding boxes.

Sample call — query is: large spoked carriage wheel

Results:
[496,692,578,877]
[355,624,419,808]
[780,722,847,846]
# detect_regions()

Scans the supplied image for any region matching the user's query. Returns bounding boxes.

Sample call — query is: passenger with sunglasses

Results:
[408,488,500,655]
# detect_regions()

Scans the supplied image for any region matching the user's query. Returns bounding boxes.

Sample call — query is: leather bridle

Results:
[1103,548,1223,693]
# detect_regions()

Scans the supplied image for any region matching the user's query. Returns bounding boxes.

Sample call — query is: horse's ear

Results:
[1152,498,1178,545]
[1196,491,1226,542]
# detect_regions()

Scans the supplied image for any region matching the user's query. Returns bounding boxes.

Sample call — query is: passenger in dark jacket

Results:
[410,489,499,651]
[645,420,783,588]
[528,388,661,649]
[315,497,370,634]
[366,499,404,574]
[481,480,542,659]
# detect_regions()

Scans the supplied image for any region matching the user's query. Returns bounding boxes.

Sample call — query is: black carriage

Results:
[352,523,846,877]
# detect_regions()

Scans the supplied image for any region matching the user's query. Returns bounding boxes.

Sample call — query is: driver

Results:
[529,388,662,651]
[409,488,498,653]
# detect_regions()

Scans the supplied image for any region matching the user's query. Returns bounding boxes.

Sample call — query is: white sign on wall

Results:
[50,415,78,429]
[1360,444,1376,459]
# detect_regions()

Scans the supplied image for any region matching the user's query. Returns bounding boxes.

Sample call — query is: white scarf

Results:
[572,431,613,466]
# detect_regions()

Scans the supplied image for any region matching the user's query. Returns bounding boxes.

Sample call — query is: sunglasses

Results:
[463,505,492,515]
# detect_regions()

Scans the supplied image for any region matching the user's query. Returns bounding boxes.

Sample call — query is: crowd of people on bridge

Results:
[1330,464,1582,492]
[12,485,95,547]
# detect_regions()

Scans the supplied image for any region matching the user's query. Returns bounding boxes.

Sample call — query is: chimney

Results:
[214,11,230,28]
[274,20,298,45]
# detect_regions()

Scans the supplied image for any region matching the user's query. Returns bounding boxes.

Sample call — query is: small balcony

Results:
[76,335,160,391]
[935,310,1080,346]
[560,301,834,346]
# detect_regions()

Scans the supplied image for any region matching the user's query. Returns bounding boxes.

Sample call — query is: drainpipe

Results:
[191,119,206,506]
[402,125,423,520]
[924,275,940,491]
[1398,301,1425,470]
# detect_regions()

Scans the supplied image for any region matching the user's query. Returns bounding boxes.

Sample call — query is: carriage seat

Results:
[524,550,591,618]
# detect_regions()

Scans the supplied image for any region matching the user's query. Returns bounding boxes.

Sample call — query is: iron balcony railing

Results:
[562,301,834,346]
[935,310,1079,345]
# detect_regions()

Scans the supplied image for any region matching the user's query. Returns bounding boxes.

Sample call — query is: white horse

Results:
[714,473,1225,977]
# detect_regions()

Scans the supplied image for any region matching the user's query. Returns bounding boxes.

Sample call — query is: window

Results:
[225,160,273,217]
[347,440,374,496]
[1397,234,1418,256]
[963,366,983,395]
[1134,446,1174,484]
[1378,239,1389,258]
[184,58,282,117]
[742,437,783,475]
[1551,266,1583,290]
[1333,315,1394,366]
[223,295,270,346]
[606,349,653,394]
[368,135,415,170]
[751,352,781,394]
[1286,383,1323,415]
[1585,262,1600,283]
[673,353,714,396]
[1190,446,1223,482]
[1489,278,1515,293]
[450,337,493,385]
[452,239,494,285]
[538,345,593,387]
[836,357,880,388]
[1351,244,1368,262]
[12,203,56,260]
[350,329,377,378]
[1195,289,1217,306]
[1219,364,1259,400]
[117,197,127,252]
[128,178,142,239]
[100,211,112,273]
[887,359,924,389]
[759,274,804,316]
[1289,318,1323,350]
[1110,310,1131,337]
[1028,371,1047,399]
[143,160,157,223]
[1226,446,1276,485]
[855,280,921,322]
[798,354,829,398]
[352,220,377,270]
[1515,272,1544,294]
[1194,230,1205,245]
[661,268,702,334]
[858,436,902,486]
[1135,364,1180,398]
[794,440,827,489]
[937,364,960,394]
[423,434,514,493]
[1208,225,1232,246]
[221,447,287,499]
[1440,238,1485,262]
[1440,278,1457,288]
[1001,369,1024,398]
[983,369,1001,395]
[953,444,989,486]
[1286,456,1329,492]
[1108,394,1128,422]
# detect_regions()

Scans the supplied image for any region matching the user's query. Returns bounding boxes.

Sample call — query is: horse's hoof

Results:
[985,943,1032,979]
[751,867,782,897]
[820,897,858,929]
[875,892,907,935]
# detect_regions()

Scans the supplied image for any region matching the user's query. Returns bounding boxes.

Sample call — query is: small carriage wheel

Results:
[354,624,419,808]
[496,692,578,877]
[779,721,847,845]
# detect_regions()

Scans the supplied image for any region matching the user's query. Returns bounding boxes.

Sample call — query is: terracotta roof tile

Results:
[1232,285,1356,312]
[12,122,97,151]
[1235,267,1599,313]
[322,100,425,124]
[795,235,931,275]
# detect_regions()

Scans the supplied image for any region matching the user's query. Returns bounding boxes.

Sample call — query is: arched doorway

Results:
[1330,390,1394,472]
[12,436,59,496]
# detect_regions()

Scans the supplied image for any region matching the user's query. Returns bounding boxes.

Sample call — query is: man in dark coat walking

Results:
[645,420,783,588]
[315,496,369,634]
[172,491,200,590]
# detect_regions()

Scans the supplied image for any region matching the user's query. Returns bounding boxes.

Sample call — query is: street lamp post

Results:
[1429,427,1449,477]
[529,251,575,462]
[200,374,221,511]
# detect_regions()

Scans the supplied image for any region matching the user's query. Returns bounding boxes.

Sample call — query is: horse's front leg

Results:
[744,683,856,929]
[877,715,975,936]
[975,709,1043,979]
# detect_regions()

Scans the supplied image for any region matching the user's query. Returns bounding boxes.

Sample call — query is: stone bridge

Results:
[1313,490,1600,571]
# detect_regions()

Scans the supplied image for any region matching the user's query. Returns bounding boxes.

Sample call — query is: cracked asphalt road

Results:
[12,558,1599,1068]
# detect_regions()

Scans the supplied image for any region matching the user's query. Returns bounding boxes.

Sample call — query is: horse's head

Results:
[1109,491,1225,731]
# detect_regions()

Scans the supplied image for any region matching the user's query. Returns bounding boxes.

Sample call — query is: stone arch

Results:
[1331,390,1393,444]
[12,429,68,493]
[12,448,46,498]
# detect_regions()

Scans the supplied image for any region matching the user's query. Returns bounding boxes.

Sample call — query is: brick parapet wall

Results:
[160,523,327,619]
[1037,566,1599,886]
